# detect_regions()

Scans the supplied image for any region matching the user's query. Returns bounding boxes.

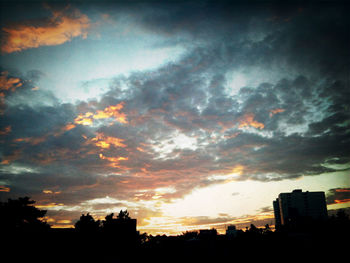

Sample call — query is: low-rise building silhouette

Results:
[199,229,217,239]
[273,189,328,229]
[226,225,238,238]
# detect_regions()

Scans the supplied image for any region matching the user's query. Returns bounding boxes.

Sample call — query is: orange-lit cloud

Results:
[56,219,72,224]
[1,9,90,53]
[99,153,128,168]
[207,164,245,182]
[336,189,350,193]
[0,125,11,136]
[13,122,75,146]
[238,113,264,130]
[224,132,240,139]
[43,189,61,194]
[231,164,244,175]
[137,147,146,152]
[13,136,47,145]
[62,123,76,131]
[334,199,350,204]
[74,102,127,126]
[43,217,56,223]
[1,150,21,165]
[99,153,128,162]
[93,103,127,124]
[269,108,285,117]
[36,203,64,209]
[90,133,127,149]
[0,185,10,192]
[327,188,350,205]
[52,122,76,137]
[74,112,94,125]
[0,71,22,91]
[0,71,24,114]
[51,224,75,229]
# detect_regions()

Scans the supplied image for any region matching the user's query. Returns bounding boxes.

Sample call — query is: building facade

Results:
[273,189,328,229]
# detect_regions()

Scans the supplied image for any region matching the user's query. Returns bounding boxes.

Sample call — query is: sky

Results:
[0,0,349,235]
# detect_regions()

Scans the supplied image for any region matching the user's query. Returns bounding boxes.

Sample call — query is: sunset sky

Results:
[0,0,349,235]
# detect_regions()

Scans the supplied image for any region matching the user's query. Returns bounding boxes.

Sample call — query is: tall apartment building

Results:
[273,189,328,229]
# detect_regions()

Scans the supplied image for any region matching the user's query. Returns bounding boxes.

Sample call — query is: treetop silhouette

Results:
[0,196,50,232]
[74,213,101,232]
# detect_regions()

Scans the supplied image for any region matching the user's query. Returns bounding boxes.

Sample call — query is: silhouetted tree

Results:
[182,230,199,240]
[102,212,117,232]
[327,209,350,236]
[102,213,114,228]
[0,196,50,232]
[245,224,262,240]
[117,209,130,220]
[105,212,114,222]
[101,210,136,236]
[248,224,260,233]
[139,232,149,244]
[336,209,349,221]
[74,213,100,232]
[263,224,272,235]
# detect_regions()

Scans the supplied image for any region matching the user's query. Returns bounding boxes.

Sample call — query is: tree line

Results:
[1,196,349,235]
[1,196,349,262]
[0,196,134,233]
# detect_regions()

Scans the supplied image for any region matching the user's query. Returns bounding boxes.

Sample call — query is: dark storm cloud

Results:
[134,1,349,75]
[102,39,349,181]
[136,1,274,43]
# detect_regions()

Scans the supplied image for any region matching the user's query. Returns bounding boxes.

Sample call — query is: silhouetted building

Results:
[273,189,328,229]
[273,199,282,228]
[226,225,238,238]
[199,229,217,239]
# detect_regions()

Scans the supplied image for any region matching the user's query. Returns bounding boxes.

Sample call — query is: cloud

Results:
[43,189,61,194]
[87,132,127,150]
[269,108,285,118]
[0,71,24,114]
[74,102,127,126]
[0,69,56,115]
[1,7,90,53]
[327,188,350,205]
[99,153,128,168]
[1,2,349,232]
[258,206,274,214]
[238,113,265,130]
[0,125,11,136]
[0,185,10,192]
[1,43,349,212]
[1,150,21,165]
[0,71,22,91]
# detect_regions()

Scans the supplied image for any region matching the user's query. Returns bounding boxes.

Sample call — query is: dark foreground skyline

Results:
[1,0,350,234]
[1,195,350,262]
